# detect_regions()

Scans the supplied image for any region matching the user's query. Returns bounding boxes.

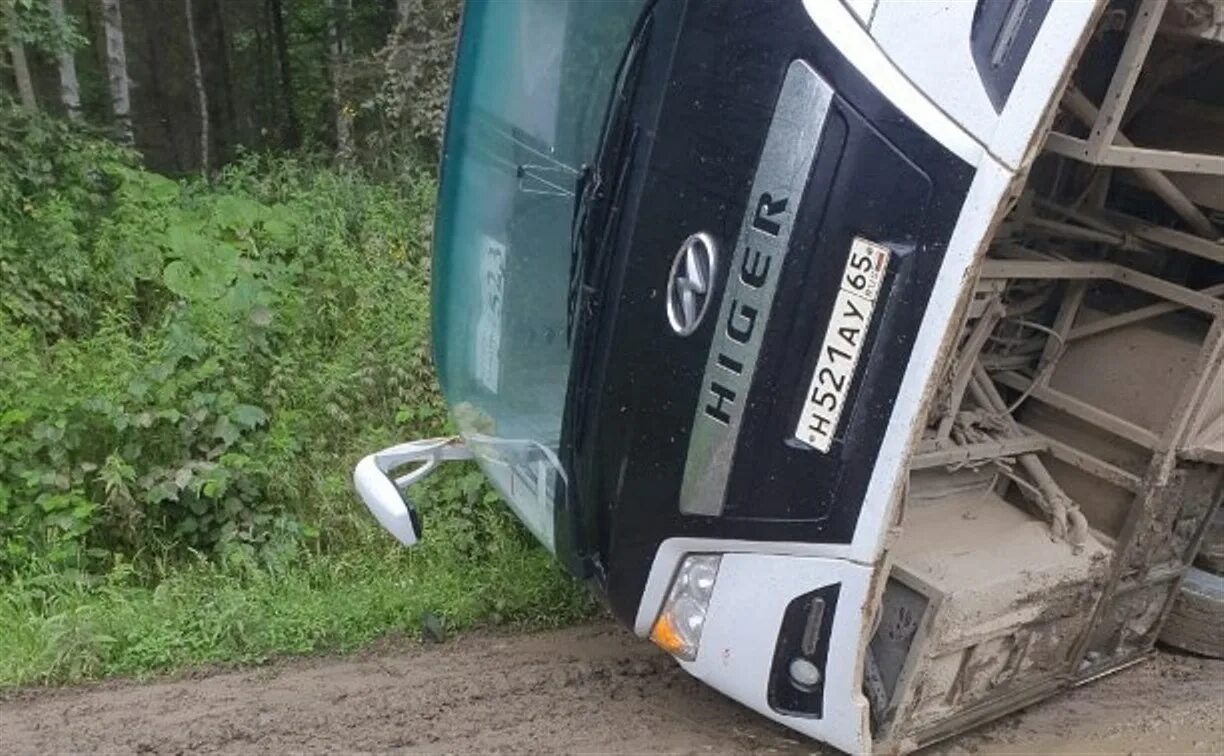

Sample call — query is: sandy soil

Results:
[1,623,1220,754]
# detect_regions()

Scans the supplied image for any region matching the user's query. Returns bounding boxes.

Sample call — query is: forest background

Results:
[0,0,591,686]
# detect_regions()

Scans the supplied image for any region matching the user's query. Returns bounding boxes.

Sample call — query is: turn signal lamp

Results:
[649,554,721,661]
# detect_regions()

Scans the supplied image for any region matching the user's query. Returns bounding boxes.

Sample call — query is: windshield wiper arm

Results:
[559,8,655,576]
[565,11,654,343]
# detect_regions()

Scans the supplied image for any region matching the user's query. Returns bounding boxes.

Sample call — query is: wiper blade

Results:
[566,163,594,342]
[565,11,654,343]
[558,8,655,576]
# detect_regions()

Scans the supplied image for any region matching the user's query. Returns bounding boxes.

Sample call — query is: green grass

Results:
[0,105,594,689]
[0,527,594,688]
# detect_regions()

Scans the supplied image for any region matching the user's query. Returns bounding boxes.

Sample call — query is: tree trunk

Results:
[48,0,81,118]
[83,0,107,87]
[100,0,134,144]
[140,0,182,172]
[209,0,237,158]
[253,14,271,148]
[268,0,299,148]
[380,0,396,36]
[328,0,353,164]
[184,0,208,172]
[2,1,37,110]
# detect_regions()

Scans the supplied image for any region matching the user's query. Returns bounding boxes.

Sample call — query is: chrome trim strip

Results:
[679,59,834,516]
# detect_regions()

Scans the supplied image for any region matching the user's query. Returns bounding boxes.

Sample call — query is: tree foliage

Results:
[361,0,460,166]
[0,0,496,594]
[0,102,444,573]
[2,0,460,172]
[3,0,82,55]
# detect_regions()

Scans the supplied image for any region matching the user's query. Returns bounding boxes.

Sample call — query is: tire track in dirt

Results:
[1,623,1219,754]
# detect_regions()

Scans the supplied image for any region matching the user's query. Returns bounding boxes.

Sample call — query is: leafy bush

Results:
[0,89,593,689]
[0,103,446,573]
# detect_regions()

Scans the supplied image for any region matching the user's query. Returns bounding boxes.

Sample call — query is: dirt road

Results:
[2,623,1220,754]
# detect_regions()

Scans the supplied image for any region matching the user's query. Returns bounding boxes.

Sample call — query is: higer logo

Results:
[666,232,719,336]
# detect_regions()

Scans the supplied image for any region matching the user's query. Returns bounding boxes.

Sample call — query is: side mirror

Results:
[352,437,474,547]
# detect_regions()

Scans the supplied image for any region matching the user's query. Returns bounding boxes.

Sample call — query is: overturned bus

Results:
[355,1,1224,752]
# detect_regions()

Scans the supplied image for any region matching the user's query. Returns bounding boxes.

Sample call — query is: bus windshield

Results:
[429,0,647,549]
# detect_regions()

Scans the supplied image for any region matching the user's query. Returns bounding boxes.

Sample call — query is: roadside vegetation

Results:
[0,102,591,688]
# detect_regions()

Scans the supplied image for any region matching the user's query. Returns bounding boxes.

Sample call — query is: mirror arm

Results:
[352,436,474,546]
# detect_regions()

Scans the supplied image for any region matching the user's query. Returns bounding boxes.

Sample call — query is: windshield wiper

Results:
[566,163,594,342]
[559,8,655,576]
[565,11,653,343]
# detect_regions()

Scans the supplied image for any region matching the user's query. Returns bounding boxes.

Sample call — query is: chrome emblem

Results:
[666,232,718,336]
[680,59,833,517]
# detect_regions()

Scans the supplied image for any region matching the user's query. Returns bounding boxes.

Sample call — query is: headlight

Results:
[649,554,721,661]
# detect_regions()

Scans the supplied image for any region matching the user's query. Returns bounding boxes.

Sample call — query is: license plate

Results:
[794,237,890,452]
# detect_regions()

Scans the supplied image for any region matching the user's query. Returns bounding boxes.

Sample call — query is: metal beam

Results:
[935,299,1004,442]
[1025,216,1128,246]
[911,436,1050,470]
[1182,445,1224,465]
[1016,424,1144,492]
[1068,282,1224,341]
[1031,196,1124,236]
[1057,88,1218,238]
[1038,281,1086,387]
[1101,211,1224,265]
[1102,145,1224,176]
[993,371,1162,449]
[1084,0,1168,162]
[1167,318,1224,454]
[1045,133,1224,175]
[979,259,1224,317]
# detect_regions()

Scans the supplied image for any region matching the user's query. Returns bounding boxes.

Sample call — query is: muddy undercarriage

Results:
[871,3,1224,749]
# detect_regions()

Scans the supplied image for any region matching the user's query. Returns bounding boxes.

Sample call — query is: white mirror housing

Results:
[352,436,474,546]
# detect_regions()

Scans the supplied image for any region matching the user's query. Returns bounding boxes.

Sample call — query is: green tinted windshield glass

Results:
[432,0,646,549]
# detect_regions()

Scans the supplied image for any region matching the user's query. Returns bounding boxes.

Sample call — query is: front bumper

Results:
[638,543,876,755]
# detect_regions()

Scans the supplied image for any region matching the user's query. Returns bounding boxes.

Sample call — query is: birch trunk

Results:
[100,0,133,144]
[49,0,81,118]
[184,0,208,172]
[2,1,36,110]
